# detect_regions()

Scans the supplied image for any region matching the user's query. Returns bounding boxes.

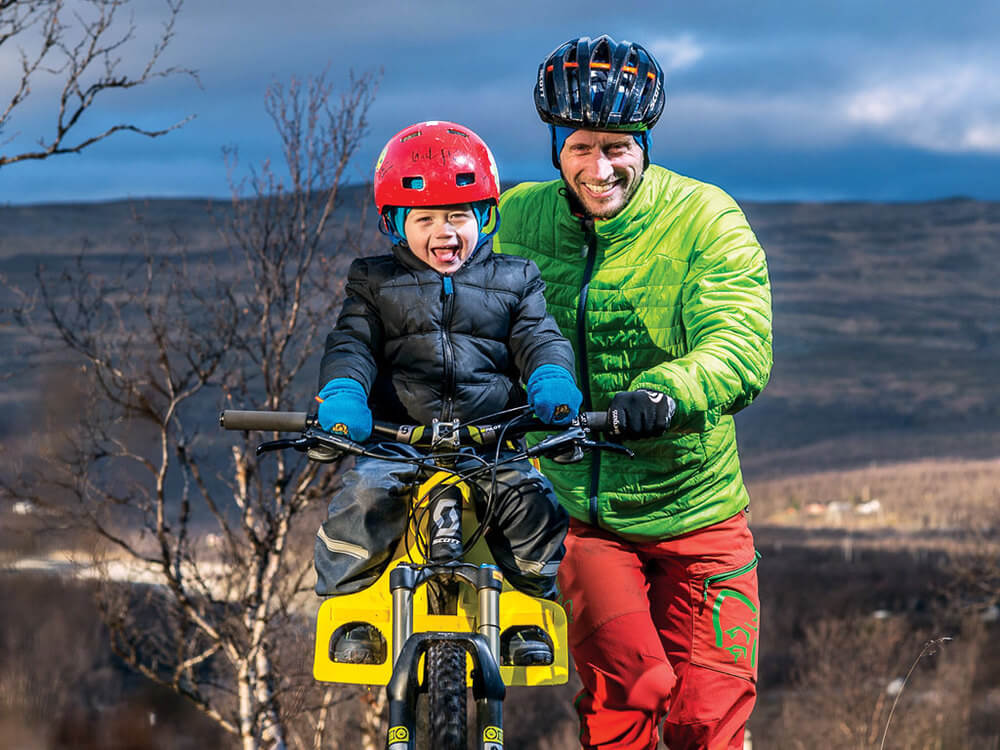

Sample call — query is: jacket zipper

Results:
[441,275,456,420]
[577,219,600,526]
[703,551,761,603]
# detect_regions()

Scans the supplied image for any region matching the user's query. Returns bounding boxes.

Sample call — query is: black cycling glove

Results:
[608,389,676,440]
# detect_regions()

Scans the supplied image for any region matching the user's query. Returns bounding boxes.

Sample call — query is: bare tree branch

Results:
[3,68,382,749]
[0,0,197,167]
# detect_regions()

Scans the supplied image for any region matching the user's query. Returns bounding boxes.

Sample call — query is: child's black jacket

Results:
[319,240,576,425]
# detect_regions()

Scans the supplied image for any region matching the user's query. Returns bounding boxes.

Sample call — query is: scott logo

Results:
[432,497,460,536]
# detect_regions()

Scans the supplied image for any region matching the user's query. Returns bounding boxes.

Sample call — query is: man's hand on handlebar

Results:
[607,389,676,441]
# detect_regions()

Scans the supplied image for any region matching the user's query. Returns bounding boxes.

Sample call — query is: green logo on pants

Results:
[711,589,758,669]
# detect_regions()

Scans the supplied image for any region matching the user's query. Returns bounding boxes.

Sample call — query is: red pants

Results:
[557,512,759,750]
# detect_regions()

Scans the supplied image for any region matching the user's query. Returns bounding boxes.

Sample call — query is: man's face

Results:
[559,130,644,219]
[403,204,478,274]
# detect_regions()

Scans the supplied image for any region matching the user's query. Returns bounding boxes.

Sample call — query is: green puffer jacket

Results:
[495,165,772,540]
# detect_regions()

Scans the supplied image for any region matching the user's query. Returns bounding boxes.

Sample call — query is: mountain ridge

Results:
[2,195,997,478]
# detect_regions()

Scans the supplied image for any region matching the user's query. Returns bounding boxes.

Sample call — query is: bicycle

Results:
[220,407,626,749]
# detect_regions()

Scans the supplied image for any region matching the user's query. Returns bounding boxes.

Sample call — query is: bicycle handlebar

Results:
[220,408,624,462]
[219,409,609,438]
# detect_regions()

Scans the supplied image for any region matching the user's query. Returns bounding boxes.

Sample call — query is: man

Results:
[494,35,773,750]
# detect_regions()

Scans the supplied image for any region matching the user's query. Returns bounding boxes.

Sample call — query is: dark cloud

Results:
[2,0,999,203]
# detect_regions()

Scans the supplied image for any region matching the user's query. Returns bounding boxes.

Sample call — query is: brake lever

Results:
[580,439,635,458]
[306,428,365,452]
[525,427,635,462]
[524,427,588,458]
[255,429,367,463]
[256,436,312,456]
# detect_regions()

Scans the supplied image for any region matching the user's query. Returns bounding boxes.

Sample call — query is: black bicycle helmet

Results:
[534,35,665,133]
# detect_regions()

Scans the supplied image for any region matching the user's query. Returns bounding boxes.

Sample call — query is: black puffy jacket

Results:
[318,241,577,425]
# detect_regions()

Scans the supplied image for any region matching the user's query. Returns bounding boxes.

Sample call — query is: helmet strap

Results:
[378,206,410,245]
[549,125,575,169]
[473,200,501,249]
[638,131,651,169]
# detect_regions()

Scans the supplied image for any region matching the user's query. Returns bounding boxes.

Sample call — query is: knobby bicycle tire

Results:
[427,640,467,749]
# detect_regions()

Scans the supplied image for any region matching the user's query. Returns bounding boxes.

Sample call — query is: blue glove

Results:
[316,378,372,441]
[525,364,583,425]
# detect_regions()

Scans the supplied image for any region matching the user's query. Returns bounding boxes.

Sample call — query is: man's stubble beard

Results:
[561,169,644,220]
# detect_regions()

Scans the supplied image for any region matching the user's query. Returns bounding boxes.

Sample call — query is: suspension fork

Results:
[386,453,506,748]
[387,565,505,750]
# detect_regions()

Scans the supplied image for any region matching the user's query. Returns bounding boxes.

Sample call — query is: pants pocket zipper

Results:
[702,550,761,603]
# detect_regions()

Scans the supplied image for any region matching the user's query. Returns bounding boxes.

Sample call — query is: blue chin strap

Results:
[379,206,410,245]
[549,125,651,169]
[378,201,500,250]
[471,201,500,249]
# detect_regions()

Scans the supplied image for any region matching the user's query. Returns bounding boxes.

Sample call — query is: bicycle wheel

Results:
[427,640,467,749]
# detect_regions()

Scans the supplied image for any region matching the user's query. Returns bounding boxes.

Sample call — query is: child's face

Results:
[403,205,478,275]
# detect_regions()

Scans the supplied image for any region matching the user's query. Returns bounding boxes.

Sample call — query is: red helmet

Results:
[373,121,501,214]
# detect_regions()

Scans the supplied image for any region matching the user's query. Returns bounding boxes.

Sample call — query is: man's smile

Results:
[580,179,623,197]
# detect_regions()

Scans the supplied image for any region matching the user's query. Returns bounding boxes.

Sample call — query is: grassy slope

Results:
[748,455,1000,530]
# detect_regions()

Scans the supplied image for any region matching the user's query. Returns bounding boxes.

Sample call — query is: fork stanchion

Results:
[476,564,503,666]
[466,632,505,750]
[389,565,415,667]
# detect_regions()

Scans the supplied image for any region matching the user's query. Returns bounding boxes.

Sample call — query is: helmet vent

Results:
[447,128,469,137]
[455,172,475,187]
[401,176,424,190]
[400,131,421,142]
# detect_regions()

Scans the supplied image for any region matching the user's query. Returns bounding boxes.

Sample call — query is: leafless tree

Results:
[4,69,380,749]
[778,615,974,749]
[939,508,1000,621]
[0,0,196,167]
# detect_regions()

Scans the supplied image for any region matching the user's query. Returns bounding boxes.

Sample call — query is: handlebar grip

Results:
[219,410,309,432]
[581,410,608,431]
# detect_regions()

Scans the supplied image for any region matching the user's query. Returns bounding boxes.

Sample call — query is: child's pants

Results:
[314,442,568,599]
[557,512,759,750]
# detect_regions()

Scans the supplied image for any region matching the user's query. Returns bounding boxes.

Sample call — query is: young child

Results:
[313,121,581,624]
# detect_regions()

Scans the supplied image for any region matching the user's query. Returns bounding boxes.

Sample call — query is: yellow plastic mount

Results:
[313,471,569,687]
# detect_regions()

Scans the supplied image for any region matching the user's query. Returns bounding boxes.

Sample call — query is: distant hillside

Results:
[0,186,374,258]
[737,198,1000,475]
[1,194,998,478]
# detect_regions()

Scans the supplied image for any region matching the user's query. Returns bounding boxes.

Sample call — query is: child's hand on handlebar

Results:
[525,365,583,425]
[316,378,373,441]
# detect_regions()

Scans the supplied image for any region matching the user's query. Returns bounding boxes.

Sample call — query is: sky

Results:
[2,0,999,204]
